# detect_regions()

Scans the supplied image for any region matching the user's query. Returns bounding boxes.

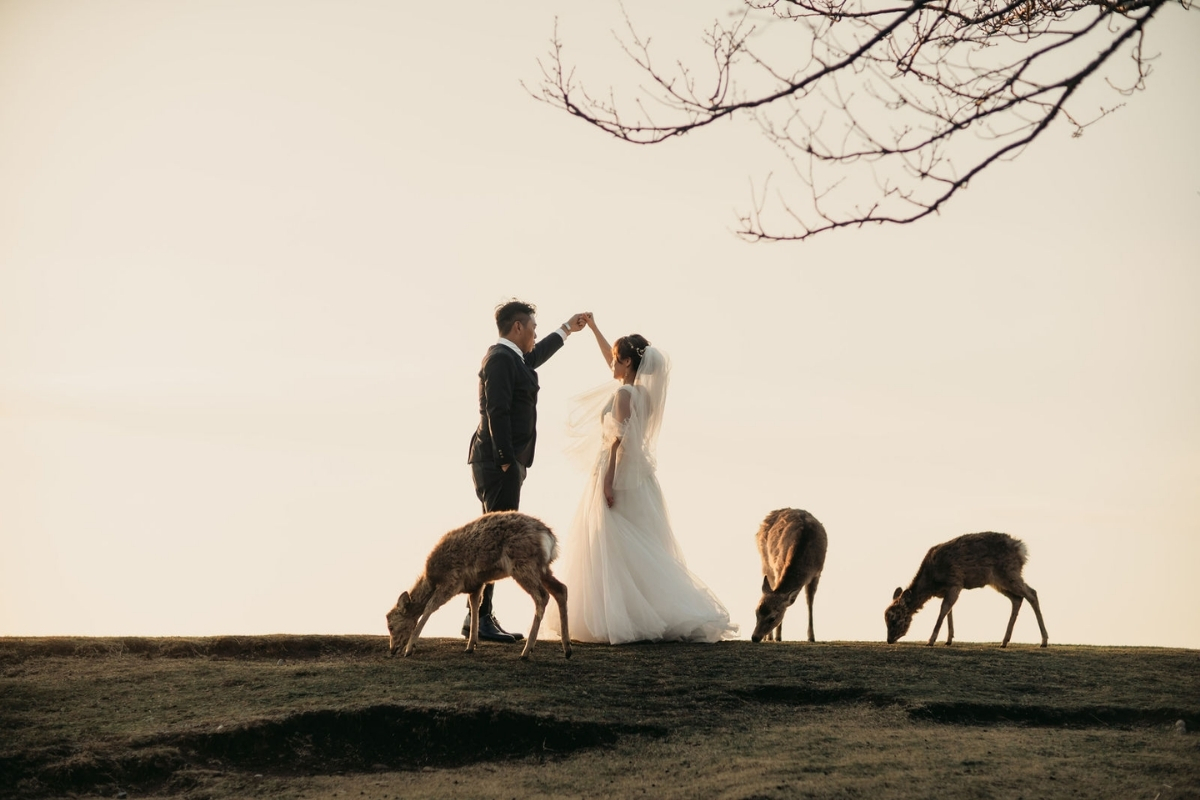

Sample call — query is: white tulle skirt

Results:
[550,462,738,645]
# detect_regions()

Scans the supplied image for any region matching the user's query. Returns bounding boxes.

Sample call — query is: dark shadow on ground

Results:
[1,704,663,799]
[736,685,1199,729]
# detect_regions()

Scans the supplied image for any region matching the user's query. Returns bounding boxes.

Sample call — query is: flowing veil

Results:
[631,346,670,468]
[564,379,619,473]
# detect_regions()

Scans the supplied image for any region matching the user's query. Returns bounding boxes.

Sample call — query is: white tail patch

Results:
[540,530,557,564]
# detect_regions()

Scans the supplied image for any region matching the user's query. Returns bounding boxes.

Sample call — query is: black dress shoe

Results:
[462,613,518,643]
[488,614,525,641]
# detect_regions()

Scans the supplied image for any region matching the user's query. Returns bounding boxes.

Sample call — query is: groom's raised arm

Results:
[525,314,588,370]
[481,354,517,468]
[524,329,565,371]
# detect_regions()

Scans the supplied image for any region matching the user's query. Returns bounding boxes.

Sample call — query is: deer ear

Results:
[892,587,903,601]
[397,591,410,610]
[762,576,771,593]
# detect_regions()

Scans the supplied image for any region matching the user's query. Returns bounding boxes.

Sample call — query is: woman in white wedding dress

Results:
[550,315,738,644]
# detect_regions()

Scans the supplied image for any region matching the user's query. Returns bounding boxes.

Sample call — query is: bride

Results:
[551,314,738,644]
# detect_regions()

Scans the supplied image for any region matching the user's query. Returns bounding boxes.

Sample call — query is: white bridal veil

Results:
[630,345,669,467]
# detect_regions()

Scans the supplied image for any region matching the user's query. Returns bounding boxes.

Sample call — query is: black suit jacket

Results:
[468,335,565,469]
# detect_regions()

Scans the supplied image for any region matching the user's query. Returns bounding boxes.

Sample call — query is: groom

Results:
[466,300,588,642]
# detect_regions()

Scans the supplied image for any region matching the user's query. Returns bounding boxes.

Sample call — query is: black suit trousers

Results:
[472,461,527,513]
[469,461,526,618]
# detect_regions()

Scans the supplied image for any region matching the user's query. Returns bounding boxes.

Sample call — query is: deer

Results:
[884,531,1049,648]
[751,508,828,643]
[385,511,572,660]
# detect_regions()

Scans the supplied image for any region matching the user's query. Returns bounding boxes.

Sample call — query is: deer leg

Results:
[929,588,960,646]
[1001,592,1023,648]
[945,608,954,646]
[775,588,801,642]
[406,608,439,656]
[772,622,782,642]
[511,571,549,660]
[405,587,458,657]
[465,585,484,653]
[805,576,821,643]
[520,591,547,661]
[1024,585,1049,647]
[520,597,547,661]
[543,573,572,659]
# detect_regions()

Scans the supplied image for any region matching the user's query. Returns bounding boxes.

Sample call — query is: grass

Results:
[1,636,1197,799]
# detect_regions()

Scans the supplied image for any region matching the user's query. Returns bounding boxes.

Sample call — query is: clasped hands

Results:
[563,312,590,334]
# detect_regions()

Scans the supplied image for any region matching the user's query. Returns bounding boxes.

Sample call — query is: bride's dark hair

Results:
[614,334,651,374]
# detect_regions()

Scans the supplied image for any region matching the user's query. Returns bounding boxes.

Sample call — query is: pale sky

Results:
[2,1,1197,648]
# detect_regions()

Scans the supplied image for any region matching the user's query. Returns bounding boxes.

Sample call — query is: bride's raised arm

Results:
[585,313,613,368]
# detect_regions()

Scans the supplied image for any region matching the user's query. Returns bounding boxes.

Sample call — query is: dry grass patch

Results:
[1,636,1196,799]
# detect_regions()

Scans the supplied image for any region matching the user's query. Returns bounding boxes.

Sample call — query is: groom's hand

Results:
[566,313,589,333]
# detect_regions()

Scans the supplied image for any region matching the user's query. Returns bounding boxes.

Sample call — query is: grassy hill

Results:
[1,636,1197,799]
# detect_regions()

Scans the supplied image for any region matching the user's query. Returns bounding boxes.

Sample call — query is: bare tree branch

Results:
[532,0,1193,241]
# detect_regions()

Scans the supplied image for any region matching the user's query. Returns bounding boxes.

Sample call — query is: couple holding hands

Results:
[466,301,737,645]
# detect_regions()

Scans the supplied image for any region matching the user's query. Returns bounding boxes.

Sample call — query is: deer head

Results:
[884,587,914,644]
[386,591,420,656]
[751,575,800,642]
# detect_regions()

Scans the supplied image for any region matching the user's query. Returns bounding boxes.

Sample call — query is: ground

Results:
[1,636,1197,799]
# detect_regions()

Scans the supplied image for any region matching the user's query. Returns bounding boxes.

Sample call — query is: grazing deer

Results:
[884,532,1049,648]
[385,511,571,660]
[751,508,828,643]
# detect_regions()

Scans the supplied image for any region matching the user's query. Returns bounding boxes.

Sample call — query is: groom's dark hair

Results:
[495,300,536,335]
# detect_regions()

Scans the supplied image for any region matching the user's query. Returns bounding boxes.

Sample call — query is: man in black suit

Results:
[466,300,588,642]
